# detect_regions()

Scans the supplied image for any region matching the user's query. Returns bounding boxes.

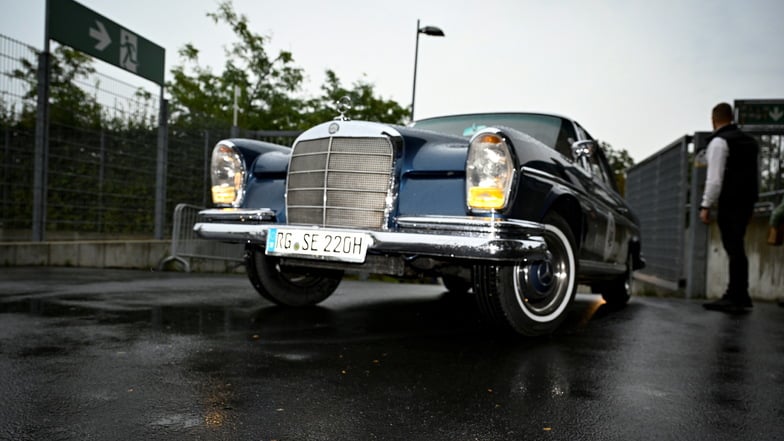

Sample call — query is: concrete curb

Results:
[0,240,171,270]
[0,240,247,273]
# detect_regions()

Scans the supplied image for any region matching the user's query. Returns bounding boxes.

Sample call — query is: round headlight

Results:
[466,132,515,211]
[210,142,246,207]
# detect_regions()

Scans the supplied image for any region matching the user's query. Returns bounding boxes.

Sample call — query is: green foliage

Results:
[3,44,161,234]
[2,0,411,237]
[600,141,635,196]
[301,70,409,127]
[10,46,99,128]
[168,1,409,131]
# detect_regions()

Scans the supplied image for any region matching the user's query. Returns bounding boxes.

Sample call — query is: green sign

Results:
[48,0,165,86]
[735,99,784,127]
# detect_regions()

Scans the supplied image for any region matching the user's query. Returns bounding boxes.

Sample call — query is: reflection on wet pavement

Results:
[1,268,782,440]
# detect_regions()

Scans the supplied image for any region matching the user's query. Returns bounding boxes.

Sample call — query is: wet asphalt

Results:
[0,267,782,441]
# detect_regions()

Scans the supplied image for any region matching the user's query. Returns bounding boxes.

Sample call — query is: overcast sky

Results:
[1,0,782,161]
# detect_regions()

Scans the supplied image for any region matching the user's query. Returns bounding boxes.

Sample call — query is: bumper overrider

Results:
[194,209,549,264]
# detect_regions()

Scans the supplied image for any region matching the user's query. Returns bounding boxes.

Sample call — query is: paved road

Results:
[0,267,782,440]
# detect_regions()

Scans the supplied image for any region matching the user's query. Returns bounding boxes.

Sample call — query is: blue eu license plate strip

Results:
[265,227,370,263]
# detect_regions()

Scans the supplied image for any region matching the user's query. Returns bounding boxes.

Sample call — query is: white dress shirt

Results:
[701,136,729,208]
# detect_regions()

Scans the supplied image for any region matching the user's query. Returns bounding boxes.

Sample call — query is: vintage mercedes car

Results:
[194,110,644,336]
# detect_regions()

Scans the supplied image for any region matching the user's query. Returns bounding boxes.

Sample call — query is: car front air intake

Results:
[285,136,394,230]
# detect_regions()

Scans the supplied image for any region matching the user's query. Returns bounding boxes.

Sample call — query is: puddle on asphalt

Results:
[0,295,263,336]
[0,290,615,348]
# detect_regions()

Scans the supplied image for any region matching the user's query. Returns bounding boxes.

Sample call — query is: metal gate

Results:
[627,127,783,298]
[626,136,690,291]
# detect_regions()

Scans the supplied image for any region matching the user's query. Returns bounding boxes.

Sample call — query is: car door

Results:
[568,148,613,263]
[591,147,635,265]
[584,149,623,263]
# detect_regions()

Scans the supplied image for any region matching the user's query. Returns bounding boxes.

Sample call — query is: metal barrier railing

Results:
[158,203,244,272]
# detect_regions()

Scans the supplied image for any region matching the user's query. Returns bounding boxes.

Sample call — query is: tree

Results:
[600,141,635,196]
[11,46,102,128]
[300,70,409,126]
[168,1,409,131]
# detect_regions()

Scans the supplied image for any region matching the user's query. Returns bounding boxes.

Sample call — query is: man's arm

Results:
[700,137,729,224]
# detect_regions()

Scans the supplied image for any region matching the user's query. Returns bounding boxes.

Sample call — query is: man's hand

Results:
[700,207,711,224]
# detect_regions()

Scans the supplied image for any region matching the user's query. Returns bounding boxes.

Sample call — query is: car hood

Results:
[395,126,468,175]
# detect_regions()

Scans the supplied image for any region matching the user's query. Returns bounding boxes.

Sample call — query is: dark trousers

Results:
[717,206,752,299]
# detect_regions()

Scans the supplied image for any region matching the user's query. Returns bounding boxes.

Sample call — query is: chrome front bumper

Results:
[194,209,548,263]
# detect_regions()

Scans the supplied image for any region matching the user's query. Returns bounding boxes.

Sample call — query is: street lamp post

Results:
[411,19,444,121]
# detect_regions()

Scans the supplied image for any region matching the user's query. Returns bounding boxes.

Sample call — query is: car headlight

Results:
[210,142,246,207]
[466,132,515,211]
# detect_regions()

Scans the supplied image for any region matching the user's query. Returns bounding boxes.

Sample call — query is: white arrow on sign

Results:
[770,107,784,122]
[89,20,111,51]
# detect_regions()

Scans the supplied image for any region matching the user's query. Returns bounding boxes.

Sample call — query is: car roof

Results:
[413,111,575,124]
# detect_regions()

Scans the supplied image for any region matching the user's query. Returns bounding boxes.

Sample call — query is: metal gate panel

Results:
[626,137,690,290]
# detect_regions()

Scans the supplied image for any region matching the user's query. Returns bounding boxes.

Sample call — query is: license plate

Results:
[265,228,371,263]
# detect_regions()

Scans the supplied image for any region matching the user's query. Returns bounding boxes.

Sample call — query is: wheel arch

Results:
[543,193,583,252]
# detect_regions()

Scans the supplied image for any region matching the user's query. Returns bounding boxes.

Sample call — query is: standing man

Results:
[700,102,759,312]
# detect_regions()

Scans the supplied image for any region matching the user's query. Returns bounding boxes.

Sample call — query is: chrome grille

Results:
[286,136,394,230]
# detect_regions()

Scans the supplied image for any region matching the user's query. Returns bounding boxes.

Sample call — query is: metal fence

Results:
[1,35,37,239]
[627,129,784,296]
[626,136,690,290]
[754,132,784,209]
[1,33,164,240]
[0,33,300,242]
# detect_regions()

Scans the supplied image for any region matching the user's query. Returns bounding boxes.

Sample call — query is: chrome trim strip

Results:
[521,166,558,182]
[579,260,626,276]
[198,208,276,223]
[194,211,548,263]
[294,121,403,143]
[322,136,333,225]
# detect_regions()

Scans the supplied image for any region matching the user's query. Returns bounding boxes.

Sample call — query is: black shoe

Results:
[703,295,752,312]
[778,298,784,308]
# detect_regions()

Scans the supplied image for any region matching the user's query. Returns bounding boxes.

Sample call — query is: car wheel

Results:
[473,213,577,336]
[441,275,472,294]
[597,252,633,306]
[245,245,343,306]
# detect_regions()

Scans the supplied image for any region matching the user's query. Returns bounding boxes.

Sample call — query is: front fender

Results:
[231,140,290,219]
[511,166,585,249]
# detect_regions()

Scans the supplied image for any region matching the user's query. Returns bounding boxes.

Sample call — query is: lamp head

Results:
[418,26,444,37]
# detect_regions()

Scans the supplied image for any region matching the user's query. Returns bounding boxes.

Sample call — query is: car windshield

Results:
[412,113,569,149]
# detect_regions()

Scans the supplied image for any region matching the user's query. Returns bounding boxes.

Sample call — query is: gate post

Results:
[154,94,168,240]
[32,50,50,242]
[685,132,711,299]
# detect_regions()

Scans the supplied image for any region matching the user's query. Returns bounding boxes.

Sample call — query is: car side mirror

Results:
[571,140,596,161]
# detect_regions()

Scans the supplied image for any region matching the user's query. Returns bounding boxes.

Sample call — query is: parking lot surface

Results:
[1,267,783,440]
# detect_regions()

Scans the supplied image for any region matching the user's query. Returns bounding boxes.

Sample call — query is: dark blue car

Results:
[195,112,644,336]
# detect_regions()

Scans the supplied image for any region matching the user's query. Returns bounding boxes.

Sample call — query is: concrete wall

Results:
[633,216,783,300]
[0,240,243,273]
[706,216,784,301]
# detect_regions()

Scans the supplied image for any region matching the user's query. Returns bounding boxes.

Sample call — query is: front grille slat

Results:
[286,136,394,230]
